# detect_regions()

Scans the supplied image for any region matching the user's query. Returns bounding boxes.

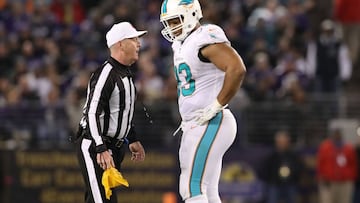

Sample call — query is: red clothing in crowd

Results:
[334,0,360,23]
[317,139,357,181]
[50,0,85,25]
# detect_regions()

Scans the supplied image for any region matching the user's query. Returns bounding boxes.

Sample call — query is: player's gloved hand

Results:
[194,100,226,126]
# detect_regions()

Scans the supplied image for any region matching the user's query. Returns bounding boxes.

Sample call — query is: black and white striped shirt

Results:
[80,57,137,148]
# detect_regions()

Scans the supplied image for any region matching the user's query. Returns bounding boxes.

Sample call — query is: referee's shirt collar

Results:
[108,56,134,77]
[108,56,127,68]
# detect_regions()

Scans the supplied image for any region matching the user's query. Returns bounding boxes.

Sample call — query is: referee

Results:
[75,22,146,203]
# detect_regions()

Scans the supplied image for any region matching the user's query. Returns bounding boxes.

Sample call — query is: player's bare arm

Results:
[201,43,246,105]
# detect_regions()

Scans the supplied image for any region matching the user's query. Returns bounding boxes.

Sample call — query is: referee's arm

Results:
[87,68,114,153]
[127,124,139,144]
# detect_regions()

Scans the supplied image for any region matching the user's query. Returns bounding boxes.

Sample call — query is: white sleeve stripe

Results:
[88,64,113,145]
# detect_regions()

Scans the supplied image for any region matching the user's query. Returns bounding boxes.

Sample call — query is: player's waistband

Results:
[181,106,229,122]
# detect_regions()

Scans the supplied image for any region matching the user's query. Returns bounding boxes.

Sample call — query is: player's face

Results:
[166,17,182,36]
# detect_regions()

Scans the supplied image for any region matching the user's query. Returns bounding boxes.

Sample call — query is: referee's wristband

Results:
[95,144,107,153]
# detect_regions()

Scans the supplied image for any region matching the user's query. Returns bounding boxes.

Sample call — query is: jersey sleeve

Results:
[87,67,115,150]
[196,24,230,48]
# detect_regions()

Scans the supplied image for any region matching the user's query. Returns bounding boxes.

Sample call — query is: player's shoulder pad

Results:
[195,24,230,48]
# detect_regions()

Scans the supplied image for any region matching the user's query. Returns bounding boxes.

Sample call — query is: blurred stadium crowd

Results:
[0,0,357,106]
[0,0,358,145]
[0,0,359,146]
[0,0,360,203]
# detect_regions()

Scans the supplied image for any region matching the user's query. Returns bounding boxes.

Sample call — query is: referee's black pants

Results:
[76,135,126,203]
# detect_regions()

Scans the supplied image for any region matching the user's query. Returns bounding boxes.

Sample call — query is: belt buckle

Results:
[115,139,124,148]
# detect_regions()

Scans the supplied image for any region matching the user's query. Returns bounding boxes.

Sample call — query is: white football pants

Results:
[179,109,237,203]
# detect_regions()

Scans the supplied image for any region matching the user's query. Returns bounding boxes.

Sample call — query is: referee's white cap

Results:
[106,22,147,48]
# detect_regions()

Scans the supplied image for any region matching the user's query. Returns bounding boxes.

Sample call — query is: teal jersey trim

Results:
[209,34,217,39]
[189,111,223,197]
[179,0,194,5]
[161,0,169,14]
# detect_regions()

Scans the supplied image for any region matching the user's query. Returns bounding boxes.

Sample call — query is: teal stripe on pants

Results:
[190,112,223,197]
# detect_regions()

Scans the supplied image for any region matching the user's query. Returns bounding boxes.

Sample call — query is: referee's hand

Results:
[129,141,145,162]
[97,151,115,170]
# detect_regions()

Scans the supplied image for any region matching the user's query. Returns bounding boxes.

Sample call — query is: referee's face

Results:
[121,37,141,65]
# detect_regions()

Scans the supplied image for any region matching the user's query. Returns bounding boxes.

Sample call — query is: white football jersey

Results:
[172,24,230,121]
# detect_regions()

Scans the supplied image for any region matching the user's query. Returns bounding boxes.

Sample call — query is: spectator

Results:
[50,0,85,25]
[0,77,10,106]
[334,0,360,73]
[260,130,303,203]
[305,0,333,37]
[64,69,90,137]
[0,40,14,78]
[316,128,357,203]
[247,0,288,48]
[246,37,276,68]
[306,19,352,93]
[135,50,164,105]
[245,52,276,101]
[223,13,249,58]
[274,52,308,104]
